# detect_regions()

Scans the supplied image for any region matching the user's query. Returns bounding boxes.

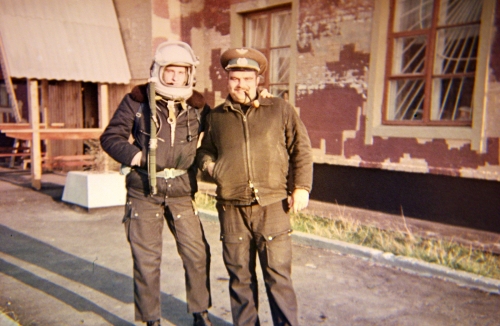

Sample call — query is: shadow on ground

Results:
[0,224,230,325]
[0,169,63,201]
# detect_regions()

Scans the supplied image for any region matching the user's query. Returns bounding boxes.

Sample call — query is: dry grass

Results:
[195,193,500,280]
[291,211,500,279]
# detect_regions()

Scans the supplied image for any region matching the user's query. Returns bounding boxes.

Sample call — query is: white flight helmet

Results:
[149,41,199,100]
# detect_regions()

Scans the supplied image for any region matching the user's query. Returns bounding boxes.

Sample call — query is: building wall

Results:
[133,0,500,230]
[145,0,500,183]
[295,0,500,182]
[113,0,152,83]
[47,81,84,157]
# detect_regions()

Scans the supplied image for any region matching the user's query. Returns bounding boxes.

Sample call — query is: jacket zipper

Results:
[241,112,260,202]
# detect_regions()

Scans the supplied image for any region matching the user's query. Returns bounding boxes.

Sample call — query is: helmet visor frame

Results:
[158,64,191,88]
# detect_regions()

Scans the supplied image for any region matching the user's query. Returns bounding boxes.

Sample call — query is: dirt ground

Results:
[0,169,499,325]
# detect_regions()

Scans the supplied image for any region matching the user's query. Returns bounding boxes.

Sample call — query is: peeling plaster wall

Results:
[151,0,500,182]
[179,0,231,107]
[149,0,231,106]
[113,0,152,82]
[295,0,500,181]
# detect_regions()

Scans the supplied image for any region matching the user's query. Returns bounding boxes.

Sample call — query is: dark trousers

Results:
[217,200,298,326]
[124,189,211,322]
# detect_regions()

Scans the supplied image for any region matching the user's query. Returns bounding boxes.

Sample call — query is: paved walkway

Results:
[0,168,499,325]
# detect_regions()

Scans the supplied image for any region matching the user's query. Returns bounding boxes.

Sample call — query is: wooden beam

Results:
[0,123,64,129]
[28,79,42,190]
[2,128,103,140]
[0,123,30,129]
[41,80,52,161]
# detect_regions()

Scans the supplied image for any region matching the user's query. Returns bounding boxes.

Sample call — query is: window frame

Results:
[243,6,292,98]
[230,0,297,105]
[365,0,495,152]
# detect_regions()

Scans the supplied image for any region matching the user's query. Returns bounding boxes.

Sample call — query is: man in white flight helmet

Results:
[101,41,212,326]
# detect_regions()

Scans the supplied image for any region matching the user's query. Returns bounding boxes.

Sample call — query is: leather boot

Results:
[146,320,161,326]
[193,310,212,326]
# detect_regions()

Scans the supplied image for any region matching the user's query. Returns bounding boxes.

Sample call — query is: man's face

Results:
[227,70,259,104]
[162,65,187,86]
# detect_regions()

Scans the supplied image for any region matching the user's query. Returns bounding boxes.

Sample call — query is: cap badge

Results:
[236,49,249,55]
[236,58,249,66]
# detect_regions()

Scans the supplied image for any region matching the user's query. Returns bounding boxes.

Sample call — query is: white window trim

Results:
[365,0,496,153]
[230,0,297,105]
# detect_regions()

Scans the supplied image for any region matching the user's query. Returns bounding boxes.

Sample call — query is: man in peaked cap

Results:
[220,47,268,74]
[197,47,313,326]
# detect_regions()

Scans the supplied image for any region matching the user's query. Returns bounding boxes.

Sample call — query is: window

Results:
[385,0,481,125]
[365,0,495,152]
[244,7,292,99]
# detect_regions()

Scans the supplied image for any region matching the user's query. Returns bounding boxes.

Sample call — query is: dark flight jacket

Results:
[100,84,209,197]
[197,95,313,206]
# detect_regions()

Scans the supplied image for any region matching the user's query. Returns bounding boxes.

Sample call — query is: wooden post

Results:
[98,83,109,172]
[41,80,51,166]
[28,79,42,190]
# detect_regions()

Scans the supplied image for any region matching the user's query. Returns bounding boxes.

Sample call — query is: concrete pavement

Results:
[1,168,499,325]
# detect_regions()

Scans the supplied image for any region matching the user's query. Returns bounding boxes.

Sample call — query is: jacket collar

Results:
[130,83,206,108]
[222,94,273,111]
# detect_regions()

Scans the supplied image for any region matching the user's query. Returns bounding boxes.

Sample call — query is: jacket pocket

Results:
[169,200,197,220]
[219,233,251,267]
[263,229,293,272]
[122,199,135,242]
[122,199,135,223]
[167,200,204,241]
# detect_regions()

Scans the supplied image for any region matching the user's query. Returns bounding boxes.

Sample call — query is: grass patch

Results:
[195,193,500,280]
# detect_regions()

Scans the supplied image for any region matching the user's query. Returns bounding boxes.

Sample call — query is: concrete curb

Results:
[0,313,20,326]
[199,209,500,295]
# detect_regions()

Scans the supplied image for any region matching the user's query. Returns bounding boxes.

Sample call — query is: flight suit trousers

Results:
[216,200,298,326]
[123,189,211,322]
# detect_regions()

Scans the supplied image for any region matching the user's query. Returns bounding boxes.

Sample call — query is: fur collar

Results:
[130,84,206,109]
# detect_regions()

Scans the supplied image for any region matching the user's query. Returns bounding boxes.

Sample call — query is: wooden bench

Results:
[0,146,31,157]
[22,154,95,170]
[49,155,96,170]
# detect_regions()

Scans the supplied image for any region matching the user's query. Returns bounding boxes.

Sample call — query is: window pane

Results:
[394,0,433,32]
[271,11,291,47]
[434,26,479,74]
[270,48,290,83]
[392,36,427,74]
[388,79,425,120]
[431,77,474,121]
[438,0,482,25]
[246,15,268,48]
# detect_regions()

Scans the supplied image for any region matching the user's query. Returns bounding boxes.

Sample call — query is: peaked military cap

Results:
[220,47,268,75]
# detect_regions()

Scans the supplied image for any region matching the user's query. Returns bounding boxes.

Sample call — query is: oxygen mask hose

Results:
[148,82,158,195]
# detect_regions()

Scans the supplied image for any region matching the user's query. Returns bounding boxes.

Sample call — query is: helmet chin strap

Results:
[166,100,177,147]
[149,75,194,100]
[159,97,189,147]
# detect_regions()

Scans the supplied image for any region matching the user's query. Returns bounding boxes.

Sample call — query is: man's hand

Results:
[259,88,273,99]
[197,132,205,148]
[206,162,215,177]
[130,152,142,166]
[288,188,309,213]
